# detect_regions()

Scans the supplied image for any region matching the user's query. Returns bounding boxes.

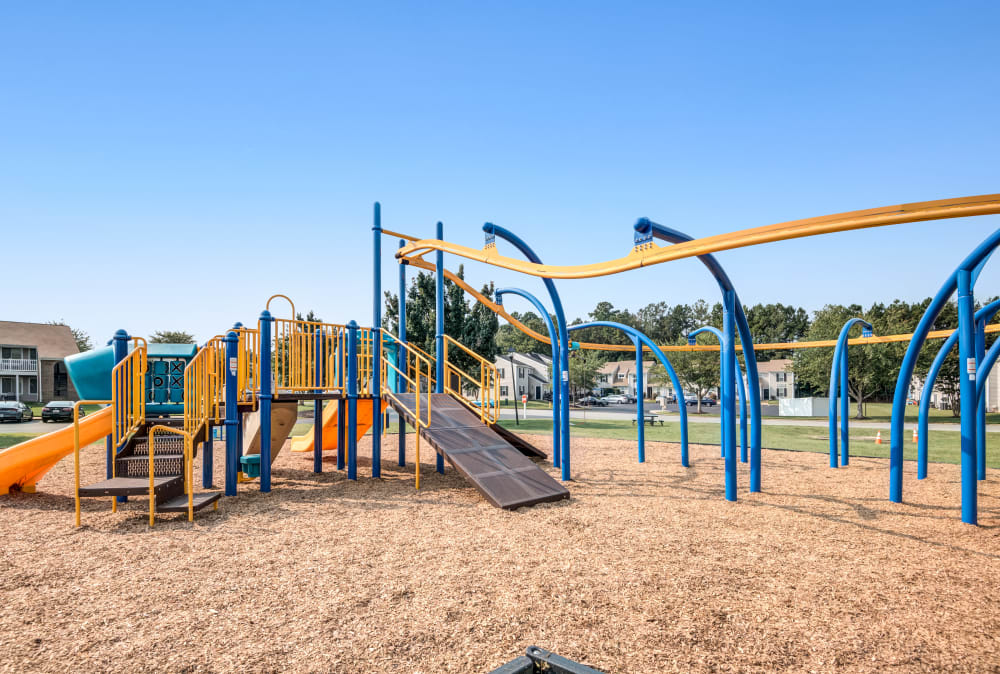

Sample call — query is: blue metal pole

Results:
[485,223,571,480]
[434,221,445,475]
[372,202,383,479]
[635,337,645,463]
[347,320,359,481]
[956,270,977,525]
[202,337,214,488]
[840,350,850,466]
[259,310,273,493]
[313,328,323,474]
[398,239,408,468]
[495,288,561,467]
[111,329,129,503]
[224,331,239,496]
[337,336,345,471]
[722,290,737,501]
[736,353,747,464]
[976,318,986,481]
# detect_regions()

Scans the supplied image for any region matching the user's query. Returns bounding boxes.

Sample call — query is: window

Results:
[497,368,505,379]
[616,373,625,381]
[0,377,12,394]
[518,367,524,378]
[26,348,36,360]
[2,347,21,359]
[775,372,787,383]
[762,387,770,400]
[28,378,37,394]
[518,385,525,395]
[500,386,509,397]
[777,387,788,398]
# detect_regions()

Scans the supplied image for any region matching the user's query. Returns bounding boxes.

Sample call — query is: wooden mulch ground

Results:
[1,431,999,673]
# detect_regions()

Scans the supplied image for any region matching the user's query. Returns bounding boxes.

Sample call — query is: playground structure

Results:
[0,194,998,524]
[828,318,874,467]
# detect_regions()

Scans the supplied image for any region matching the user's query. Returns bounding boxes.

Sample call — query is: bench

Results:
[632,415,664,426]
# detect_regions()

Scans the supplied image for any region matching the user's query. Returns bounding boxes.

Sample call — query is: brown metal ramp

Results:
[388,393,569,509]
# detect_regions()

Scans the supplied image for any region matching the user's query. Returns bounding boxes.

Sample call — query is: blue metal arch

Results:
[917,298,1000,479]
[484,223,572,481]
[634,218,761,494]
[828,318,873,468]
[569,320,689,467]
[889,228,1000,524]
[688,326,749,464]
[495,287,561,467]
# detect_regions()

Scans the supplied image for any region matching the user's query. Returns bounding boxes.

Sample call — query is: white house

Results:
[755,358,794,401]
[595,360,673,400]
[495,352,552,401]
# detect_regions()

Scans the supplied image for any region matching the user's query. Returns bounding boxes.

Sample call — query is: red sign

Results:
[521,395,528,403]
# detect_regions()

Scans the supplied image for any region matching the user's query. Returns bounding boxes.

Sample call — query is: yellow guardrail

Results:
[184,338,225,442]
[443,334,498,424]
[73,399,112,527]
[381,331,434,489]
[270,318,349,393]
[112,337,147,449]
[235,327,260,405]
[147,425,195,527]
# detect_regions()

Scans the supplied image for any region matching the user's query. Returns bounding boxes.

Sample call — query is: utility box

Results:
[779,396,829,417]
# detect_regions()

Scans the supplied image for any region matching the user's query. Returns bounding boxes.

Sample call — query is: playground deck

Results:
[1,433,998,672]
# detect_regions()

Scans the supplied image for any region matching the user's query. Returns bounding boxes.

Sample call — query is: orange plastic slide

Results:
[290,399,386,453]
[0,406,112,495]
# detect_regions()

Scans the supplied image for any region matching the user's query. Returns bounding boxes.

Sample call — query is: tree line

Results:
[378,277,999,417]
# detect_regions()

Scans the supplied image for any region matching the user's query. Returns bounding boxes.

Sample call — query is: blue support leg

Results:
[840,350,850,466]
[259,310,273,493]
[957,270,977,525]
[224,331,239,496]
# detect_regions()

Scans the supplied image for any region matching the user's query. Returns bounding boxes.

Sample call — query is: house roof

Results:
[599,359,657,376]
[0,321,80,359]
[756,358,793,373]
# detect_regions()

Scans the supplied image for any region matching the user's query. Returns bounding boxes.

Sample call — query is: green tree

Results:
[669,334,720,413]
[744,303,810,359]
[567,349,605,399]
[150,330,195,344]
[496,311,550,353]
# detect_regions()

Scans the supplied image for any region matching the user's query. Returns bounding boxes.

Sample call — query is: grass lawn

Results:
[496,418,1000,468]
[0,434,40,449]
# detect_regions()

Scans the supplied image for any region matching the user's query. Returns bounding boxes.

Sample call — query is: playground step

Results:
[130,435,185,456]
[156,491,222,513]
[78,476,183,499]
[115,453,184,479]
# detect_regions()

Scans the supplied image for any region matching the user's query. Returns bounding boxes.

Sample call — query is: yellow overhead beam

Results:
[405,256,1000,353]
[395,194,1000,279]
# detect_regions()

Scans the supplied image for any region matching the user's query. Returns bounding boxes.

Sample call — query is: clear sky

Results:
[2,2,998,345]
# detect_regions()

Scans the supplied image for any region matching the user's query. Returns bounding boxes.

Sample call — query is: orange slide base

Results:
[0,406,113,495]
[290,399,387,453]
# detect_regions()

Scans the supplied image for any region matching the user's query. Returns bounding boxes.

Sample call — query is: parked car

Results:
[542,391,553,402]
[42,401,83,422]
[577,396,608,407]
[685,397,717,407]
[664,394,677,404]
[0,401,33,422]
[601,394,628,404]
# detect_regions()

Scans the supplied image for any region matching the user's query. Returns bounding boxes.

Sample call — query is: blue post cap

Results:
[862,326,873,338]
[113,329,130,340]
[373,201,381,230]
[494,291,504,306]
[570,341,581,351]
[347,320,358,328]
[260,309,271,320]
[225,330,238,343]
[233,322,243,329]
[687,335,697,346]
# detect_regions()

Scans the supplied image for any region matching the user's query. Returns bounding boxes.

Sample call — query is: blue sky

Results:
[2,1,998,345]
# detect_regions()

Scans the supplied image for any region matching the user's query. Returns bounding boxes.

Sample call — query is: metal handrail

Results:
[73,399,112,527]
[235,327,260,405]
[147,425,194,526]
[111,337,147,449]
[443,335,499,424]
[381,331,433,489]
[269,318,353,393]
